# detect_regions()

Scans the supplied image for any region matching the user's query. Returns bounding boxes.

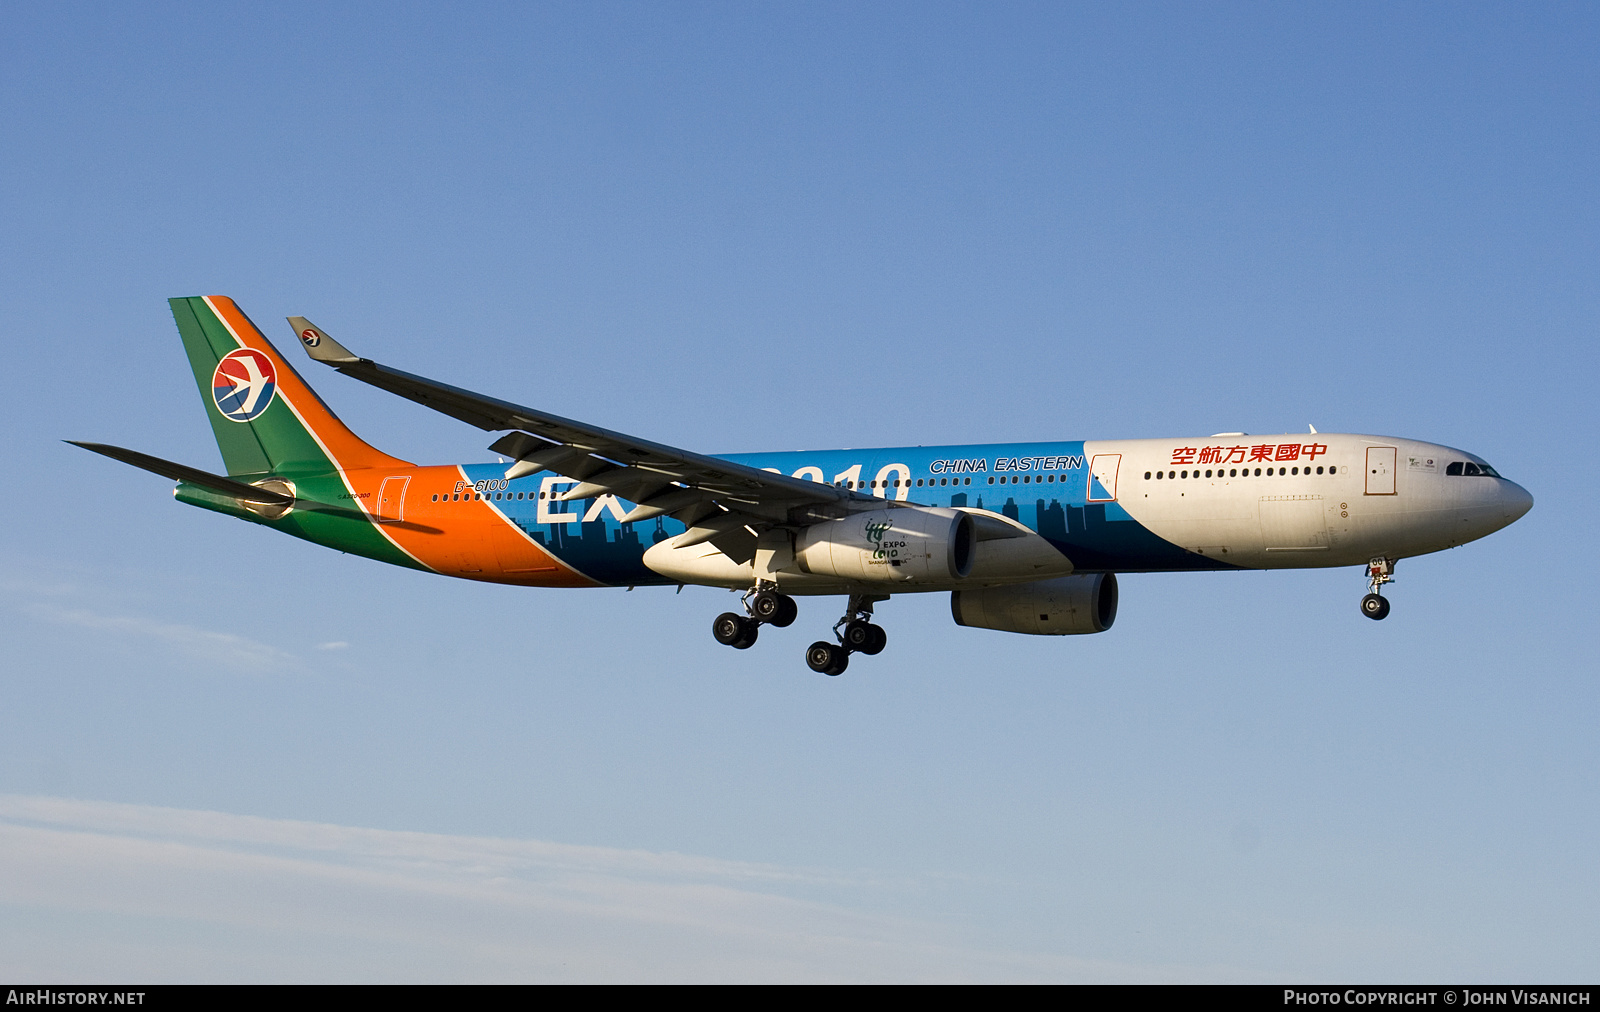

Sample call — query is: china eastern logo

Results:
[211,349,278,422]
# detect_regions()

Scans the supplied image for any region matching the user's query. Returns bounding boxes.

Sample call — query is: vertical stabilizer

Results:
[169,296,411,476]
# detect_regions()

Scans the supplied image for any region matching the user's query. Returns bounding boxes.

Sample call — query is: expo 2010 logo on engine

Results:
[211,349,278,422]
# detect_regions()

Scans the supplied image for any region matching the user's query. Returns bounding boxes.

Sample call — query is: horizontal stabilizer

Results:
[67,441,294,505]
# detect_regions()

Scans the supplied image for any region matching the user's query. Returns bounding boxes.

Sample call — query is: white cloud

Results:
[18,602,300,673]
[0,795,1223,983]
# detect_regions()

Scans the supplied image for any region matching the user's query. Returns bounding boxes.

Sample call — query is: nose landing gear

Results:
[1361,557,1395,620]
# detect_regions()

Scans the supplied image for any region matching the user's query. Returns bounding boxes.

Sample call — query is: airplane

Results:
[71,296,1534,675]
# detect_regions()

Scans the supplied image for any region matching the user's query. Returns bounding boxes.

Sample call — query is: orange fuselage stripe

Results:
[204,297,601,588]
[369,466,601,587]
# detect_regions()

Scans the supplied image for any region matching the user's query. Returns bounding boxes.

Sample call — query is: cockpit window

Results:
[1447,460,1502,477]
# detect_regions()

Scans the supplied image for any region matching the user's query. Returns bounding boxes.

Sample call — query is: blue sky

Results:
[1,2,1596,982]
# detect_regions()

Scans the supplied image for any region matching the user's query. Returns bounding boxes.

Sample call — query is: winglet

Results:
[286,316,361,364]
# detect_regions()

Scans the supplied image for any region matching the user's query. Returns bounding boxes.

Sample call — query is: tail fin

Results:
[169,296,411,476]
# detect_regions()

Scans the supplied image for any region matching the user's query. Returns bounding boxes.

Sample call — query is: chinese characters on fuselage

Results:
[1170,443,1328,466]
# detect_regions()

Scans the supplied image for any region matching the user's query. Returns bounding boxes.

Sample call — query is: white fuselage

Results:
[1089,433,1533,569]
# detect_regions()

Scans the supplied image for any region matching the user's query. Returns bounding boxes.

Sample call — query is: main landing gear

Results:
[710,588,889,676]
[1361,557,1395,621]
[711,585,798,651]
[805,595,888,677]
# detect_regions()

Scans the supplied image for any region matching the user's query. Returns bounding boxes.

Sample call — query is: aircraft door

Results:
[1365,447,1397,496]
[1087,454,1121,502]
[378,475,410,523]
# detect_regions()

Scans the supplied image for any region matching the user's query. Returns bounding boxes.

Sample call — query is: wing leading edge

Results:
[287,316,878,558]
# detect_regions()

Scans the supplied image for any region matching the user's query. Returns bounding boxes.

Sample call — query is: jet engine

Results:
[950,573,1118,635]
[794,507,975,585]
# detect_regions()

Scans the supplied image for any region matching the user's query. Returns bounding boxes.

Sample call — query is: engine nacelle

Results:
[795,507,975,585]
[951,573,1118,635]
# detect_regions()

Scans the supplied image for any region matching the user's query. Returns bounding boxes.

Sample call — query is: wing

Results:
[287,317,872,555]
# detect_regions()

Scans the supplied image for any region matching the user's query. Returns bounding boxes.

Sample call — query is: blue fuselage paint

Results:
[459,440,1233,587]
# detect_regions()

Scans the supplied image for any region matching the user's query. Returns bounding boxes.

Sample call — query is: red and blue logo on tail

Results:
[211,348,277,422]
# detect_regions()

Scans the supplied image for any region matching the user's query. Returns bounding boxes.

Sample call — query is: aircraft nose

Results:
[1500,480,1534,523]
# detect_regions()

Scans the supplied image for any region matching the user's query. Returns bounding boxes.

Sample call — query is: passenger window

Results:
[1144,472,1152,480]
[1329,466,1336,474]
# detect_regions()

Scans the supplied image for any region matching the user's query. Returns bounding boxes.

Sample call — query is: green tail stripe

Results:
[168,296,425,572]
[171,297,274,476]
[170,297,335,477]
[175,482,429,573]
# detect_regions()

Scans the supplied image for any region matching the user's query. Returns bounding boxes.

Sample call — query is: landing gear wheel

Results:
[806,641,849,676]
[750,590,798,628]
[772,594,799,628]
[860,624,887,656]
[1360,594,1390,621]
[713,612,759,648]
[842,620,875,652]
